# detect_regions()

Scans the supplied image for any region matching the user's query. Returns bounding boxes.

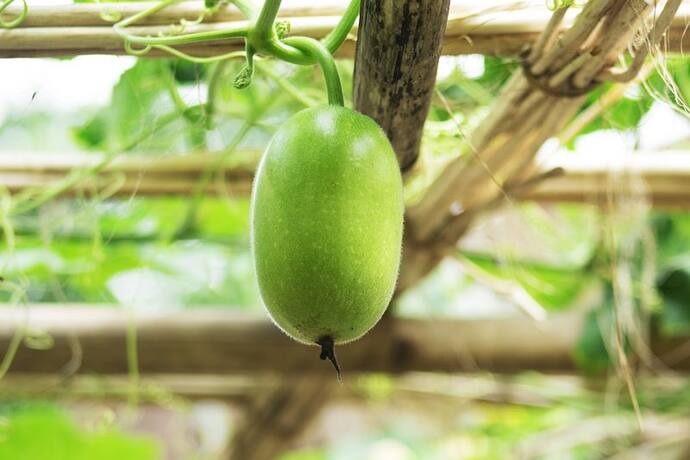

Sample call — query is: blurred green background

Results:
[0,23,689,459]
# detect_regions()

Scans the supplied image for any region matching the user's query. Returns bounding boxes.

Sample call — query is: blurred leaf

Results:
[355,374,396,401]
[466,255,589,311]
[280,450,327,460]
[72,60,185,152]
[169,59,205,83]
[477,56,518,90]
[564,82,653,148]
[0,404,159,460]
[658,267,690,336]
[653,212,690,270]
[574,288,614,375]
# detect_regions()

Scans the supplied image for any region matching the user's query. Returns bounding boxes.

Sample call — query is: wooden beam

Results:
[0,151,257,197]
[2,151,690,208]
[0,373,259,403]
[0,305,579,375]
[522,151,690,209]
[2,1,689,58]
[353,0,451,170]
[2,305,690,375]
[0,305,582,375]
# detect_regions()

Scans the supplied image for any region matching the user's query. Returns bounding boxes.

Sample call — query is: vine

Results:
[108,0,360,106]
[0,0,27,29]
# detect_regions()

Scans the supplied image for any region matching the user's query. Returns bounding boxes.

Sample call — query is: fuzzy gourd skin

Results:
[251,105,404,345]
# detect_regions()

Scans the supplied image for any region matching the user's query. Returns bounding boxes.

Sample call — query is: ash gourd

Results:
[246,0,404,378]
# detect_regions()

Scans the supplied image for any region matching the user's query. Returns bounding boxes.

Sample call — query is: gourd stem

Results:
[317,336,342,381]
[281,37,344,106]
[251,0,359,63]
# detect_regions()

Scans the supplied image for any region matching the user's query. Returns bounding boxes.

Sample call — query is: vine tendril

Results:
[0,0,28,29]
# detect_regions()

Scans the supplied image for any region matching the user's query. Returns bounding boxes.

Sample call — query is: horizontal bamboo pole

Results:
[0,372,611,410]
[0,305,585,375]
[0,373,258,402]
[1,1,688,58]
[523,151,690,208]
[1,305,689,375]
[1,0,348,27]
[0,151,258,197]
[2,150,689,208]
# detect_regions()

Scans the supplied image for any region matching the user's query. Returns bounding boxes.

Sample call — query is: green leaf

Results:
[0,404,159,460]
[72,60,186,152]
[564,82,654,148]
[573,294,614,375]
[658,267,690,336]
[467,255,589,311]
[169,59,205,83]
[653,212,690,270]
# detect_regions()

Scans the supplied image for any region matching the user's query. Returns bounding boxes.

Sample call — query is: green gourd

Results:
[250,105,404,374]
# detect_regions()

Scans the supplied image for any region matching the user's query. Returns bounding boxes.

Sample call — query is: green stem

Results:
[231,0,257,19]
[117,24,248,46]
[206,60,230,126]
[251,0,359,62]
[322,0,360,54]
[252,0,282,41]
[0,327,23,379]
[0,0,28,29]
[282,37,344,106]
[172,121,253,239]
[255,60,318,107]
[116,0,178,28]
[152,46,245,64]
[162,64,188,113]
[113,0,248,49]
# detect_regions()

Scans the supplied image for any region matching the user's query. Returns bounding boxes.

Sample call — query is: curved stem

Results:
[206,59,231,125]
[116,0,178,28]
[0,0,28,29]
[252,0,360,63]
[322,0,360,54]
[114,0,248,48]
[282,37,344,106]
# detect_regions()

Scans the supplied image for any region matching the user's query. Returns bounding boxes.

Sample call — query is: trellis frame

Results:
[1,0,689,458]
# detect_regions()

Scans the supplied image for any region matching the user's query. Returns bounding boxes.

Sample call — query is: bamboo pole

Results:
[1,150,690,207]
[353,0,451,170]
[1,1,689,58]
[2,305,690,375]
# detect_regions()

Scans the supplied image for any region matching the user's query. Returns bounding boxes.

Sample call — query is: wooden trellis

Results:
[3,305,690,375]
[1,1,689,58]
[0,0,688,458]
[1,150,690,207]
